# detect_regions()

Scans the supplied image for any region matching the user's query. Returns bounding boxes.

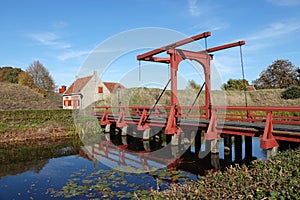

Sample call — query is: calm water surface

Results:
[0,132,267,200]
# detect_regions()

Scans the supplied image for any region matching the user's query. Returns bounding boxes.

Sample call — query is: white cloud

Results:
[188,0,201,16]
[267,0,300,6]
[28,32,71,49]
[240,20,300,52]
[246,21,300,42]
[58,50,90,61]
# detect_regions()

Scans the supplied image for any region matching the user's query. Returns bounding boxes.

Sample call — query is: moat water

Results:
[0,129,267,199]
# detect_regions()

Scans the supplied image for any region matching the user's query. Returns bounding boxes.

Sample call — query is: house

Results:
[103,82,125,93]
[63,71,113,109]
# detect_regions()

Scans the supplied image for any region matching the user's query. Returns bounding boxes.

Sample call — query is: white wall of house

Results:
[63,94,81,109]
[63,71,112,110]
[77,71,111,109]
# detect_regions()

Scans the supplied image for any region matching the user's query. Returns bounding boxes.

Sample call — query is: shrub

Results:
[281,86,300,99]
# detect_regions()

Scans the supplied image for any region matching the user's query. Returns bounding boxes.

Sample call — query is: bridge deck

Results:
[95,113,300,142]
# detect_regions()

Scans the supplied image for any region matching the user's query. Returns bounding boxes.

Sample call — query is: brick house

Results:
[63,71,110,109]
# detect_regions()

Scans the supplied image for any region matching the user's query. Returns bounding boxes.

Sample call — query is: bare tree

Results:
[27,60,55,92]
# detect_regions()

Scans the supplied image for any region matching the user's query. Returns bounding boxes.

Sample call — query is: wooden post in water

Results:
[234,135,243,162]
[244,136,252,161]
[224,135,232,164]
[195,130,202,155]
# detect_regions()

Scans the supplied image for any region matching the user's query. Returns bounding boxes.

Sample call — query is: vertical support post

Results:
[164,50,183,135]
[204,58,211,120]
[234,135,243,162]
[244,136,252,161]
[169,52,180,106]
[195,130,202,155]
[224,135,232,164]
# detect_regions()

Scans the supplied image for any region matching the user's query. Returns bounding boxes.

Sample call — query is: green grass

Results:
[147,149,300,200]
[0,110,76,143]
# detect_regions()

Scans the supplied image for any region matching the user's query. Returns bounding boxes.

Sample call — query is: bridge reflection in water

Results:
[80,126,270,183]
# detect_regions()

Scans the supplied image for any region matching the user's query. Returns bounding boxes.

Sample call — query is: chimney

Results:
[59,85,67,93]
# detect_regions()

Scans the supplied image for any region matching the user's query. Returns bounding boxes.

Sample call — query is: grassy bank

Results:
[0,82,62,110]
[146,149,299,199]
[0,109,76,144]
[97,88,300,107]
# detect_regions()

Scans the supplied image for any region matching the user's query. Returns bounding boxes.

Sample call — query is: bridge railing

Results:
[93,105,208,120]
[213,106,300,126]
[93,105,300,126]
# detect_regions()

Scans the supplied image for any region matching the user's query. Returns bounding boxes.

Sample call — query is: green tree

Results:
[253,59,299,89]
[27,60,55,92]
[222,79,249,90]
[187,80,200,90]
[0,66,23,83]
[281,86,300,99]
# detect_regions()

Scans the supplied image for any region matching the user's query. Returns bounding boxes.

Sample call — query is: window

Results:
[98,87,103,93]
[64,100,72,106]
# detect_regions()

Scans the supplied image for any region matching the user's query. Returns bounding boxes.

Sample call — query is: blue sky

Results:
[1,0,300,89]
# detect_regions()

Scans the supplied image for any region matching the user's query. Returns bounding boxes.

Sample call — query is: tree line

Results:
[222,59,300,90]
[0,60,55,96]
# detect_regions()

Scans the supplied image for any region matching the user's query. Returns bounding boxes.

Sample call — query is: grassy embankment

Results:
[146,149,299,200]
[0,82,76,144]
[0,109,76,144]
[98,87,300,107]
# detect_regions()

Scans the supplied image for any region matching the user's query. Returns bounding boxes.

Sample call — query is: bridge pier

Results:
[143,129,151,140]
[211,153,220,169]
[223,135,232,164]
[121,126,128,136]
[266,146,278,160]
[211,139,220,154]
[234,135,243,162]
[244,136,253,161]
[105,124,111,133]
[195,130,202,155]
[224,135,232,153]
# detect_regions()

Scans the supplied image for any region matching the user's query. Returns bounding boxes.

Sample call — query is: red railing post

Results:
[137,109,150,130]
[204,109,220,140]
[165,105,183,135]
[260,111,279,149]
[100,107,111,125]
[116,107,127,128]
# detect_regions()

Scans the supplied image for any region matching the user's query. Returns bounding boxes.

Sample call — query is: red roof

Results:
[103,82,125,93]
[64,76,93,95]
